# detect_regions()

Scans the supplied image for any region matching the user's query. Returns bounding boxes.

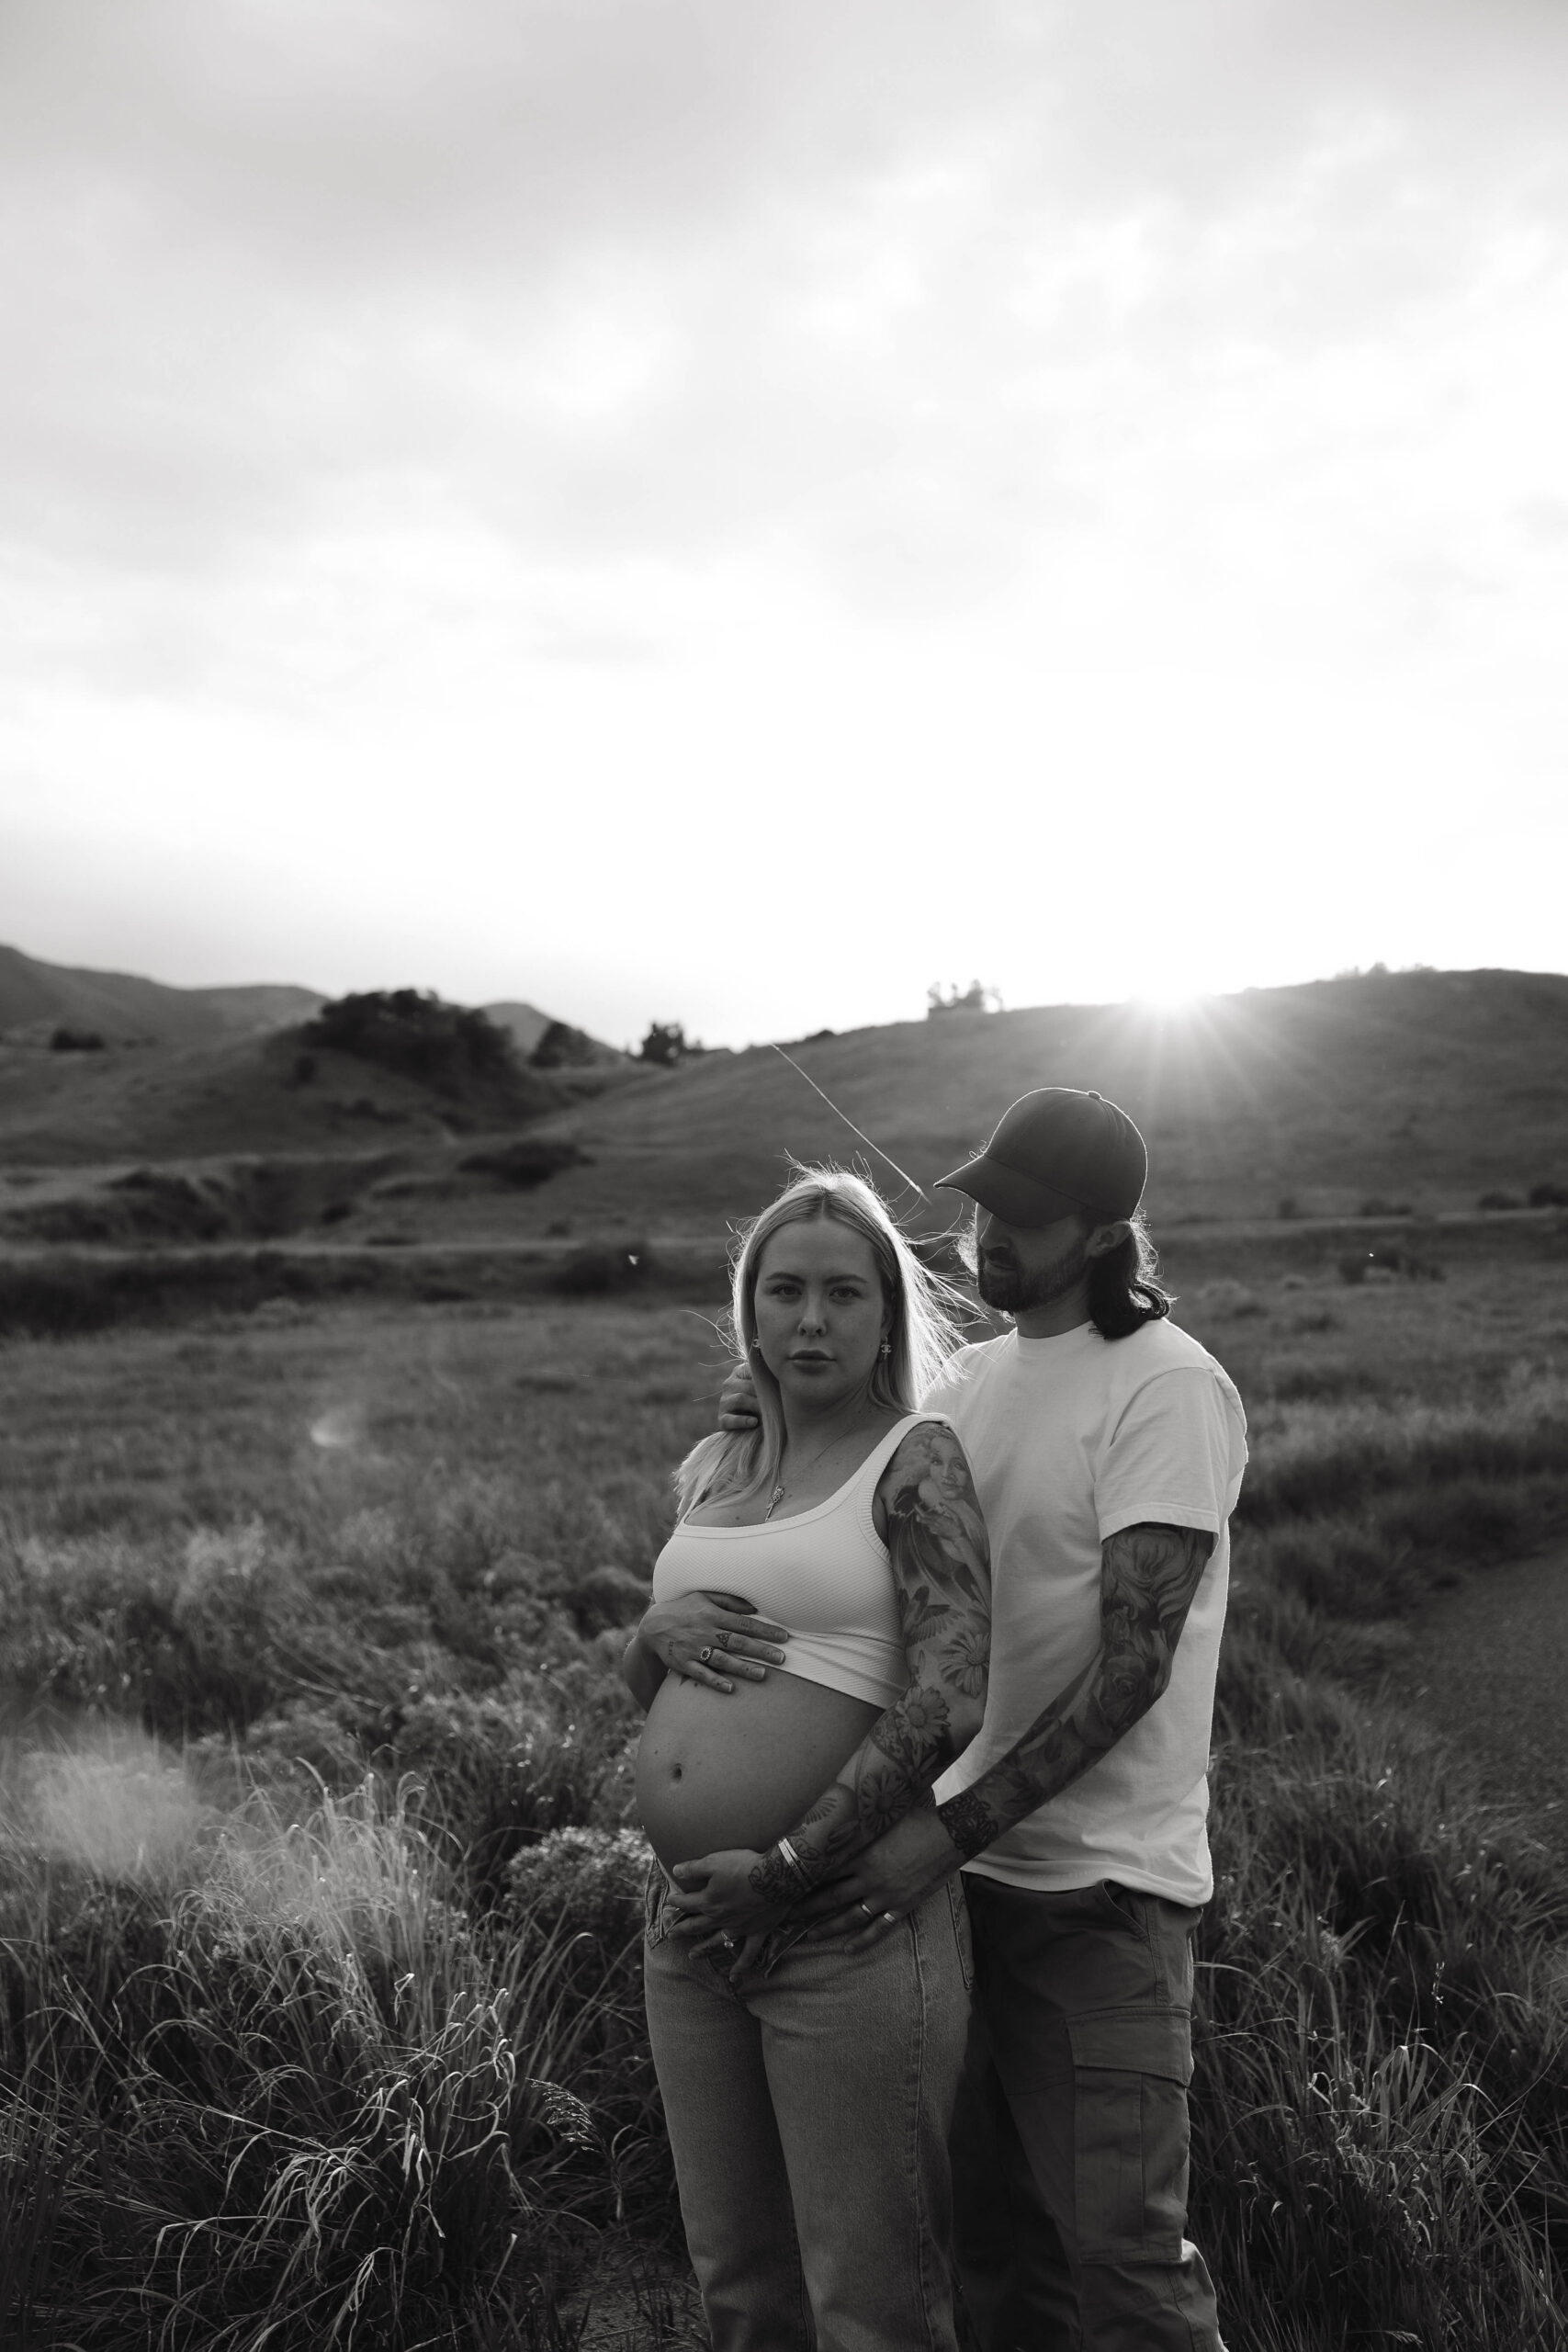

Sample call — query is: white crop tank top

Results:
[650,1414,947,1711]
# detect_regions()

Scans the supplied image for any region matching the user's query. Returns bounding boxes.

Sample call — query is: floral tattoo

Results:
[937,1521,1216,1862]
[747,1420,992,1904]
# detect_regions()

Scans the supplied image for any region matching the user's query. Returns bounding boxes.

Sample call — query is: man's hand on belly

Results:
[790,1806,966,1949]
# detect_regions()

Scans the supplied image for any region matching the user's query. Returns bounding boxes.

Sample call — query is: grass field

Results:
[3,1245,1568,2347]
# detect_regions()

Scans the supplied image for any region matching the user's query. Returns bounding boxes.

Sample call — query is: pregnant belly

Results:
[636,1669,882,1870]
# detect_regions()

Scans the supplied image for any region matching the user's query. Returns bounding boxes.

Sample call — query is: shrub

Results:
[1194,1280,1267,1320]
[0,1783,631,2350]
[1337,1246,1444,1284]
[303,991,522,1101]
[1529,1182,1568,1209]
[637,1022,689,1066]
[530,1021,615,1069]
[549,1243,653,1297]
[48,1026,105,1051]
[1479,1191,1523,1212]
[459,1140,591,1188]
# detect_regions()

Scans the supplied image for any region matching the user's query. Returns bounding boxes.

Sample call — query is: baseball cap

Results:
[936,1088,1147,1228]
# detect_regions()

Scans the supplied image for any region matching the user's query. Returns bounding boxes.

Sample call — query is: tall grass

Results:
[0,1778,669,2349]
[0,1283,1565,2346]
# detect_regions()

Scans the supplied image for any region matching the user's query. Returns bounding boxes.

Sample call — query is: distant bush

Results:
[459,1139,591,1189]
[302,989,520,1100]
[549,1243,653,1297]
[1529,1181,1568,1209]
[637,1022,691,1066]
[1277,1196,1303,1220]
[1194,1280,1267,1320]
[1479,1191,1523,1212]
[49,1025,105,1051]
[530,1021,616,1069]
[926,979,1001,1015]
[1337,1246,1445,1284]
[1359,1196,1412,1216]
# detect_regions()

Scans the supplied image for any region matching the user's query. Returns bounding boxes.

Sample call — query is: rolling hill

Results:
[0,943,324,1045]
[0,1014,576,1167]
[513,968,1568,1233]
[1,959,1563,1245]
[0,951,626,1166]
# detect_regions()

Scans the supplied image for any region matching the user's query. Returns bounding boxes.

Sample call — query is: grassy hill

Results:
[0,943,323,1045]
[0,1013,574,1168]
[2,965,1563,1248]
[514,967,1568,1234]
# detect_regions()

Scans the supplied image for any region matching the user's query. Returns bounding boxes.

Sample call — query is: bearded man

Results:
[726,1087,1247,2351]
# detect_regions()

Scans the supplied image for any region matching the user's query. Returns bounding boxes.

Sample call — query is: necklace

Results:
[761,1431,853,1521]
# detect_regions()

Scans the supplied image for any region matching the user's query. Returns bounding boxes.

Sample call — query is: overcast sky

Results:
[2,0,1565,1047]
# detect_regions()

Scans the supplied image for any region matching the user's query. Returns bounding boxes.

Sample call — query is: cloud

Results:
[5,0,1566,600]
[2,2,1566,1037]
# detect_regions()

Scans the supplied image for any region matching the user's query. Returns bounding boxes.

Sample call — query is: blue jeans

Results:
[644,1870,974,2352]
[953,1877,1226,2352]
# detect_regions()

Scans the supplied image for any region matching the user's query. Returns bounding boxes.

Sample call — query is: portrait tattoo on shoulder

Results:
[937,1520,1216,1865]
[745,1419,992,1905]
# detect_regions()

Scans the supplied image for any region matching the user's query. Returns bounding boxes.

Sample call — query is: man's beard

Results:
[977,1235,1090,1315]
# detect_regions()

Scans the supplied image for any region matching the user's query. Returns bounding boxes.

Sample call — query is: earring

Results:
[878,1339,891,1361]
[749,1339,762,1353]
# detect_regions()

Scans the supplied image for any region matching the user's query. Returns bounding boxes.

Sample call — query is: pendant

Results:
[763,1483,785,1521]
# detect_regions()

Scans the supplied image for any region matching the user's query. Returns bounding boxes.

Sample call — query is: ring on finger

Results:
[698,1646,713,1664]
[857,1901,876,1921]
[880,1912,897,1928]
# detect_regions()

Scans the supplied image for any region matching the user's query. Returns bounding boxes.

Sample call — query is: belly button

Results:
[671,1764,682,1781]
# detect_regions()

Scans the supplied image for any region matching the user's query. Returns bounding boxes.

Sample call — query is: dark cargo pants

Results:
[953,1876,1226,2352]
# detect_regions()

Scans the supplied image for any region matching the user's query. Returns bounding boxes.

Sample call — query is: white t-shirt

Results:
[926,1317,1247,1906]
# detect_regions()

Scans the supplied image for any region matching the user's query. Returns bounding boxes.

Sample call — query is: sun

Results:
[1130,981,1207,1014]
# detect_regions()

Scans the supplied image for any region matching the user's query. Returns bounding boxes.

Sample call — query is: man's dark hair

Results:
[1088,1214,1172,1340]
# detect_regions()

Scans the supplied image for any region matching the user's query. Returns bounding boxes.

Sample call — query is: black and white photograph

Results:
[2,5,1566,2346]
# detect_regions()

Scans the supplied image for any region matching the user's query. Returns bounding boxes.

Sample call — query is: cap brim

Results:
[935,1155,1093,1229]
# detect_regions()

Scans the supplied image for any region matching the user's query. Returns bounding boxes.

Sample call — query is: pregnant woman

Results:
[623,1169,993,2352]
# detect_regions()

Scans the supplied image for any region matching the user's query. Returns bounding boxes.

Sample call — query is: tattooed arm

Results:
[936,1519,1215,1860]
[785,1520,1218,1942]
[668,1420,990,1930]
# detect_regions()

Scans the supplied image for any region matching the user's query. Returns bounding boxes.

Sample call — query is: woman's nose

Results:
[797,1295,827,1331]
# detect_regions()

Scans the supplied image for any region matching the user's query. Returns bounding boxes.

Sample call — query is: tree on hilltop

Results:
[927,979,1002,1016]
[301,989,520,1098]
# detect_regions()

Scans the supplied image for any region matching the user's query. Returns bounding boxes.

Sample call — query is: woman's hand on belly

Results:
[667,1849,794,1975]
[636,1590,790,1695]
[669,1848,784,1943]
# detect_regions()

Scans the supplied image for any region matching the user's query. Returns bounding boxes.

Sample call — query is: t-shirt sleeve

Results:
[1095,1366,1248,1543]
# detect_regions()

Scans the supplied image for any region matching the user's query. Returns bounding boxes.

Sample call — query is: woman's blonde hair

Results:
[676,1166,976,1515]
